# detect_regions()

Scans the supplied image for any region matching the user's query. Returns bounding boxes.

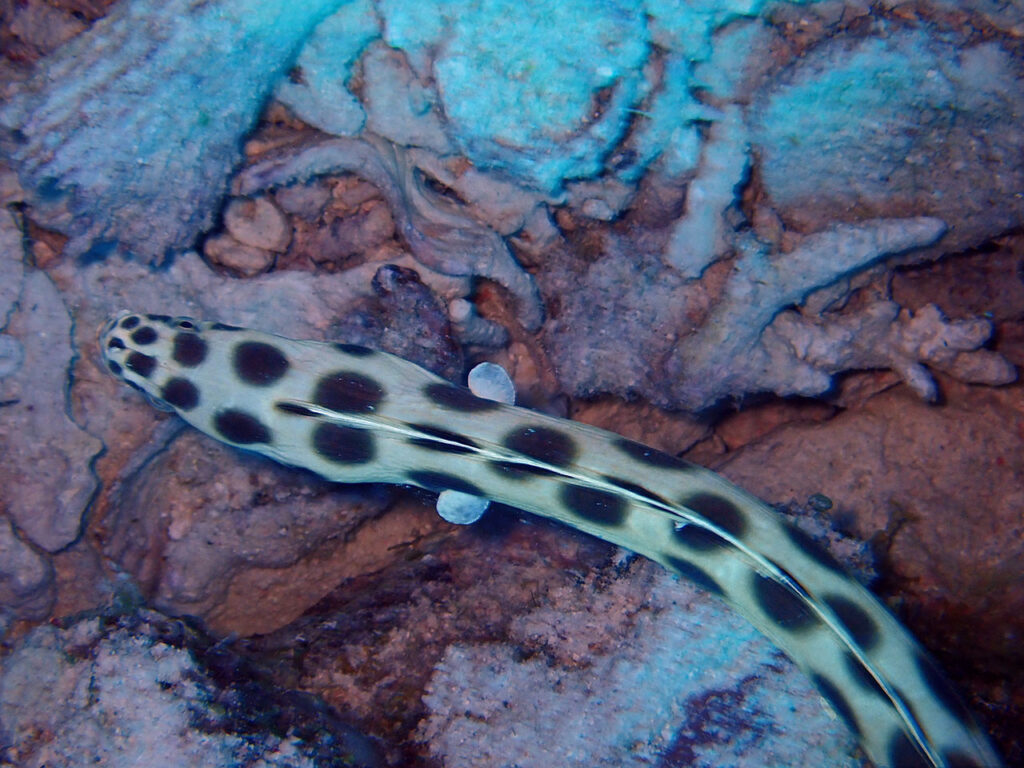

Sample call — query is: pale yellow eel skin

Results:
[100,311,1002,768]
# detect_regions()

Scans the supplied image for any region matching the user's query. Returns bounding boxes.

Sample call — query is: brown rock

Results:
[223,196,292,252]
[203,232,276,276]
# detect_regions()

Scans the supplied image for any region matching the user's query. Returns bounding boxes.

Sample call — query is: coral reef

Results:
[2,0,1019,405]
[665,105,749,278]
[1,0,1022,764]
[274,0,380,138]
[425,0,649,193]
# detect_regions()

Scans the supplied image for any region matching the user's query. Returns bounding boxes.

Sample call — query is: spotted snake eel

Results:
[100,311,1002,768]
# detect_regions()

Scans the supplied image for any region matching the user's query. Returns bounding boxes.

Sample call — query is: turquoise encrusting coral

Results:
[6,0,1024,266]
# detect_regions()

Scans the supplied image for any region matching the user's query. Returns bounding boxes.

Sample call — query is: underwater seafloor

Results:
[0,0,1022,766]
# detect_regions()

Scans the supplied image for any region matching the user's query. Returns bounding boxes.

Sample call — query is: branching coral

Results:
[766,303,1017,403]
[672,218,1016,408]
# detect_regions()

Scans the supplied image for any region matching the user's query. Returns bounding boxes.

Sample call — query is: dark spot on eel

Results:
[312,423,375,464]
[214,409,271,444]
[503,425,577,467]
[173,333,208,367]
[130,326,158,345]
[313,371,384,413]
[561,484,627,526]
[751,569,818,633]
[233,341,290,386]
[125,352,156,378]
[161,378,199,410]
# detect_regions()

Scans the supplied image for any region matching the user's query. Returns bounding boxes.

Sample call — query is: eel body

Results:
[99,311,1002,768]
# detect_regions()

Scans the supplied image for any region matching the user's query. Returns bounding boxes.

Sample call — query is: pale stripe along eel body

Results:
[99,311,1003,768]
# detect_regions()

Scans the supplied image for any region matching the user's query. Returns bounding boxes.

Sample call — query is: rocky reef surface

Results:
[1,0,1022,765]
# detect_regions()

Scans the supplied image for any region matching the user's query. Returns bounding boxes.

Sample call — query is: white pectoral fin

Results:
[467,362,515,405]
[430,364,511,525]
[436,490,491,525]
